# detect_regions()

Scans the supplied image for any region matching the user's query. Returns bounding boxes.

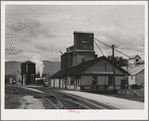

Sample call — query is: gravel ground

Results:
[18,95,45,109]
[5,87,54,109]
[5,94,22,109]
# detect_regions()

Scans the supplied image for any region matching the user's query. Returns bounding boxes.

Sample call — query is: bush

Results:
[131,84,142,90]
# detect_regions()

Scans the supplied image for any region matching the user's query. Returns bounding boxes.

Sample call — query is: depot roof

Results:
[51,56,129,79]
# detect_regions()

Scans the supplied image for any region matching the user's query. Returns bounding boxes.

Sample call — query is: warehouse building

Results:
[122,55,144,88]
[51,31,129,92]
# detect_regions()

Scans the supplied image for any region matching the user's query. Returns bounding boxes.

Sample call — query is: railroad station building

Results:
[51,31,129,92]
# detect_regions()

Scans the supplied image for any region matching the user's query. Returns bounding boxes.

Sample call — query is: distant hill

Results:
[5,61,22,75]
[5,60,60,76]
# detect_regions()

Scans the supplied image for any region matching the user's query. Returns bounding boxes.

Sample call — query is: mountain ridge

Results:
[5,60,61,76]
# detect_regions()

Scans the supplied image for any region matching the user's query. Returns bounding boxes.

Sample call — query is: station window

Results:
[70,79,74,85]
[108,76,113,85]
[136,59,138,62]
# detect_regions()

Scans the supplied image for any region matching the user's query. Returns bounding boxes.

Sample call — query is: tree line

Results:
[107,55,128,67]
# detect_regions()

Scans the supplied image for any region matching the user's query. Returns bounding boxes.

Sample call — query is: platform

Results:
[60,89,144,109]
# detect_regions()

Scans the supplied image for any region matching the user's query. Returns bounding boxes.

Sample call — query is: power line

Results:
[94,38,111,48]
[115,47,144,52]
[114,48,130,58]
[94,37,131,58]
[94,40,104,56]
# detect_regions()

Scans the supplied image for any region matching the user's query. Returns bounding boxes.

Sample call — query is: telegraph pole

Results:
[105,63,107,94]
[65,53,67,90]
[111,45,116,93]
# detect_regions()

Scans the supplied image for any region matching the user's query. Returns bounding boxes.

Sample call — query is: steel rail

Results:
[21,89,60,109]
[59,92,116,109]
[32,88,93,109]
[19,88,66,109]
[56,96,91,109]
[49,94,66,109]
[5,86,19,96]
[36,89,106,109]
[13,85,92,109]
[59,91,117,109]
[22,87,90,109]
[48,90,104,109]
[7,86,59,109]
[22,87,87,109]
[46,89,117,109]
[11,85,117,109]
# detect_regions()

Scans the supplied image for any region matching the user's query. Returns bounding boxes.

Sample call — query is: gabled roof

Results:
[51,56,129,79]
[129,55,141,60]
[21,61,35,64]
[73,31,94,34]
[136,69,144,75]
[122,64,144,76]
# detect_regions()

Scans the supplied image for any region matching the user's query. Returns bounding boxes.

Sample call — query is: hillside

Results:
[5,61,22,75]
[5,60,60,76]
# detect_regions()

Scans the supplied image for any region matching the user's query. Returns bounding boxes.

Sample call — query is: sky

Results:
[5,5,145,62]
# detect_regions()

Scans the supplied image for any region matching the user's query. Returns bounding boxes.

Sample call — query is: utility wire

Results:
[94,38,111,48]
[94,37,131,58]
[94,40,104,56]
[115,47,144,52]
[114,48,130,58]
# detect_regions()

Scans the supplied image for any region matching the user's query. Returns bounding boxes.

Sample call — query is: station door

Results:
[92,76,97,89]
[121,79,128,89]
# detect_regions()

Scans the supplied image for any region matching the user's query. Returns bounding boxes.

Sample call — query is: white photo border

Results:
[1,1,148,120]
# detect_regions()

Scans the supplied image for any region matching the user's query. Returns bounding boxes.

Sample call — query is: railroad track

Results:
[21,89,93,109]
[44,89,117,109]
[6,85,94,109]
[5,85,59,109]
[26,87,117,109]
[53,90,116,109]
[5,85,19,96]
[7,85,118,109]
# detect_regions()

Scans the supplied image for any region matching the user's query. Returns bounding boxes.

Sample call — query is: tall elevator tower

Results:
[61,31,97,69]
[73,31,96,66]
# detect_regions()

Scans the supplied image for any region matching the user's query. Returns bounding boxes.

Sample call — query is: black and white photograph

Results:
[1,1,148,120]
